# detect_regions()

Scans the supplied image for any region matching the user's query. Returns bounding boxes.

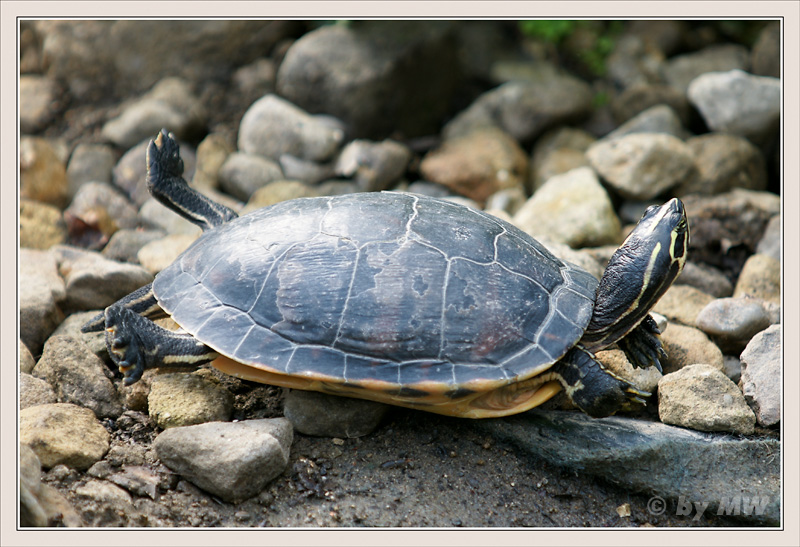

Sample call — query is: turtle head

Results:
[581,198,689,351]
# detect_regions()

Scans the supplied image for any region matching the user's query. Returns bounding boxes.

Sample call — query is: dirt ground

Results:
[43,381,738,529]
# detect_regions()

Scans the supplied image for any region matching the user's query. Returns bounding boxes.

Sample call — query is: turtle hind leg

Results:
[616,314,666,373]
[147,129,238,231]
[552,345,649,418]
[103,304,218,385]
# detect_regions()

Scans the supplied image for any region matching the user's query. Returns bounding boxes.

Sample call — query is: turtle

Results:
[83,129,689,419]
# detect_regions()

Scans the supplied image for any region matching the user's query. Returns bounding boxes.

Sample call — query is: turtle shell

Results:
[154,192,598,402]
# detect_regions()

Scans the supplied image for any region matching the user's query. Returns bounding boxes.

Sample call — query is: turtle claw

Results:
[618,315,665,373]
[103,305,148,385]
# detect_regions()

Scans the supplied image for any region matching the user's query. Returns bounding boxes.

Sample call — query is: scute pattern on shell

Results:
[154,192,598,391]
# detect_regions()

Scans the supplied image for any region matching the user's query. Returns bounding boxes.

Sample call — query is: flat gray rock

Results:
[476,409,779,526]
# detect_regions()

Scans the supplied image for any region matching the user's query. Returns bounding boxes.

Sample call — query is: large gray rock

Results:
[477,410,779,526]
[687,70,780,144]
[153,418,293,502]
[443,77,593,142]
[277,21,463,139]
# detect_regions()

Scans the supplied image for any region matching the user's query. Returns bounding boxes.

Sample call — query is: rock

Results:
[19,248,65,354]
[217,152,285,201]
[20,339,36,373]
[20,403,110,470]
[277,154,335,185]
[107,465,162,499]
[102,228,166,264]
[147,373,234,429]
[756,214,780,262]
[112,138,196,207]
[64,181,140,237]
[751,22,780,78]
[20,136,70,208]
[277,21,462,138]
[696,297,773,354]
[232,57,277,99]
[443,78,593,142]
[659,323,724,374]
[20,75,60,134]
[419,127,528,203]
[153,418,293,502]
[681,190,780,272]
[652,284,715,328]
[238,94,345,163]
[191,133,233,189]
[66,143,116,196]
[476,410,779,526]
[604,33,665,88]
[604,104,689,141]
[334,139,412,192]
[528,127,595,191]
[586,133,696,200]
[19,199,67,250]
[20,444,83,527]
[658,364,756,435]
[513,167,620,248]
[37,20,300,102]
[722,355,743,384]
[663,44,750,93]
[136,234,198,274]
[739,324,781,427]
[610,83,691,125]
[596,348,661,395]
[687,70,780,144]
[20,372,58,409]
[55,249,153,313]
[73,479,134,526]
[674,261,733,298]
[54,310,108,360]
[102,77,206,149]
[283,390,389,438]
[484,186,528,217]
[32,335,123,419]
[139,198,202,237]
[734,253,780,304]
[678,133,767,195]
[242,180,320,214]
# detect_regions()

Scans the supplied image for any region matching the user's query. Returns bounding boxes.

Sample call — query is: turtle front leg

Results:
[103,304,218,385]
[551,345,649,418]
[616,314,666,373]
